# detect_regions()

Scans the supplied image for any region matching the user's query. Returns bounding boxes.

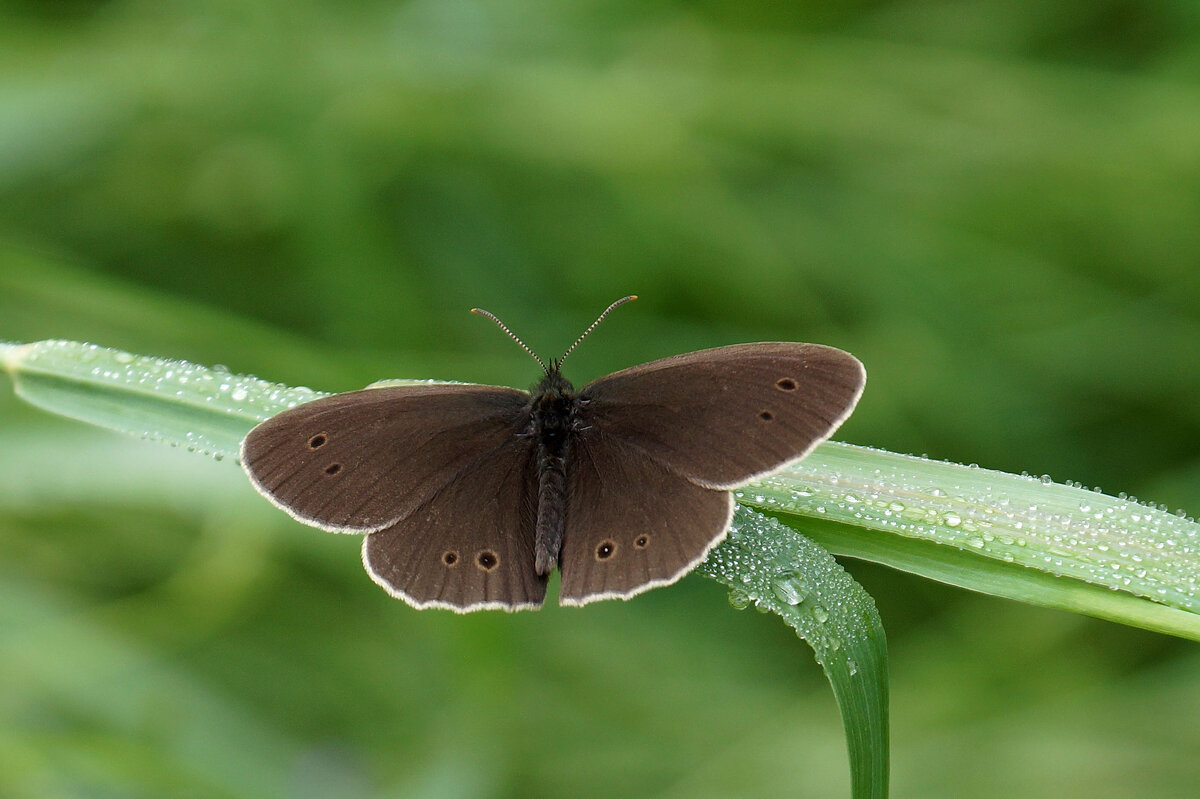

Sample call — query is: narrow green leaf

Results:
[699,508,889,799]
[739,442,1200,639]
[5,339,1196,642]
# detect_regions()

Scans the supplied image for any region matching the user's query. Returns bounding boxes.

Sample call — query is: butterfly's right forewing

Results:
[577,343,865,489]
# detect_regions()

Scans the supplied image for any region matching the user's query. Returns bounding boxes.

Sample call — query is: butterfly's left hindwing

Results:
[363,437,547,612]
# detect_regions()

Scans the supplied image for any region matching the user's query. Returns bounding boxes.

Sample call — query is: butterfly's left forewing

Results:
[241,384,530,532]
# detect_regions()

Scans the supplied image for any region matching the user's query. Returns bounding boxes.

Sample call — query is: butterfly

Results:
[240,297,865,612]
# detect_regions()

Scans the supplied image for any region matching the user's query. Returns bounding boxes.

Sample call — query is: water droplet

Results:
[771,571,809,606]
[727,589,752,610]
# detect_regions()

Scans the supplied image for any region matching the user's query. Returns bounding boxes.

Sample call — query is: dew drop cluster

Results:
[701,507,884,675]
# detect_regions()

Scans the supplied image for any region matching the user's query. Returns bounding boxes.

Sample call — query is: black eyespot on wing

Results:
[476,550,499,571]
[595,540,616,560]
[324,463,342,475]
[307,433,328,449]
[442,551,459,567]
[634,535,649,549]
[759,410,774,421]
[775,377,798,392]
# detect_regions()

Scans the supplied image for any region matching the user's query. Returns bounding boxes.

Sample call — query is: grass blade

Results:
[5,339,1196,641]
[700,508,889,799]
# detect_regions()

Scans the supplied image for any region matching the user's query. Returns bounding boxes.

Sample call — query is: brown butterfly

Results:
[240,297,865,612]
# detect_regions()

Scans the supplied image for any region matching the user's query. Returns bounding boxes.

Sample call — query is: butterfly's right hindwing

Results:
[558,431,734,605]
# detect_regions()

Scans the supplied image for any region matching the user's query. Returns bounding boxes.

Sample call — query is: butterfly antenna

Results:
[559,295,637,366]
[471,306,548,372]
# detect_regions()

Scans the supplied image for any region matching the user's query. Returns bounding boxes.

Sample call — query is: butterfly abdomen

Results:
[530,368,578,576]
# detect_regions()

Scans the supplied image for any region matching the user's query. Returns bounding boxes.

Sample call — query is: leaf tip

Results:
[0,341,31,375]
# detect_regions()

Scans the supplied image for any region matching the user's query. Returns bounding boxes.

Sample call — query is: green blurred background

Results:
[2,1,1199,797]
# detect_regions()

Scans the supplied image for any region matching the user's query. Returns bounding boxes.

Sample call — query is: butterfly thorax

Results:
[530,366,578,447]
[529,365,578,576]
